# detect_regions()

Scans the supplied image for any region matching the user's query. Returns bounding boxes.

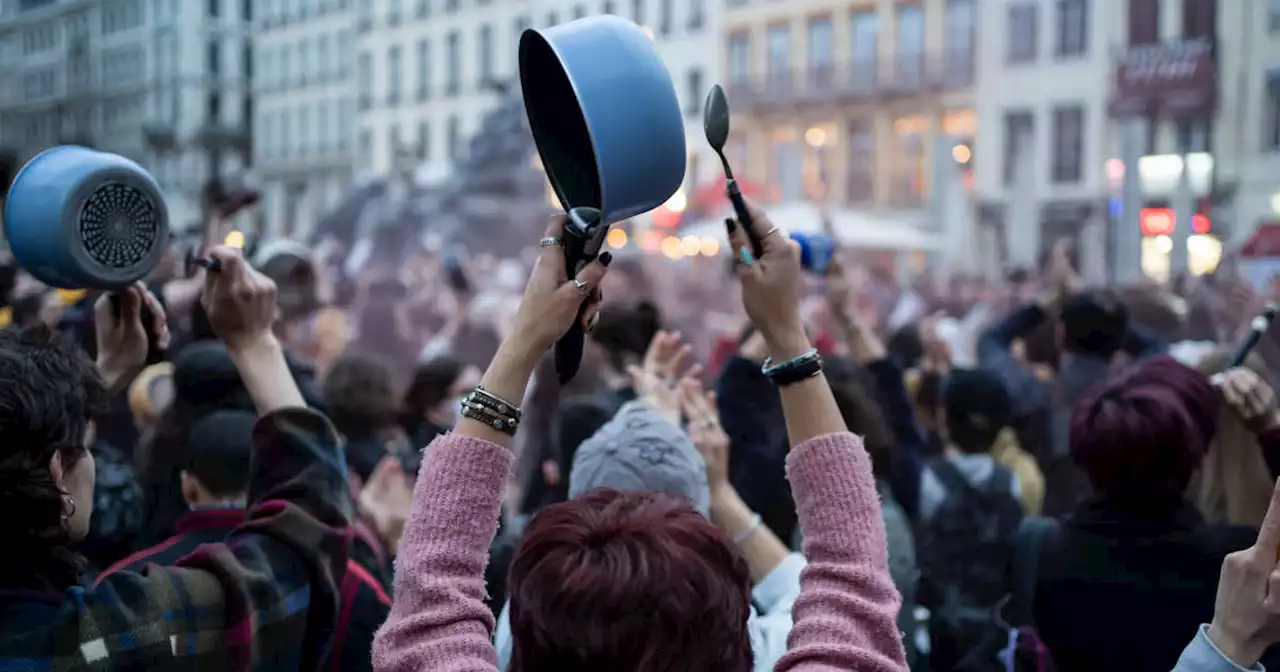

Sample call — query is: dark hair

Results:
[1060,291,1129,359]
[184,410,255,498]
[402,355,466,418]
[10,293,46,327]
[0,325,104,587]
[942,368,1012,454]
[508,489,752,672]
[824,358,895,479]
[322,351,398,436]
[590,301,662,371]
[887,326,924,370]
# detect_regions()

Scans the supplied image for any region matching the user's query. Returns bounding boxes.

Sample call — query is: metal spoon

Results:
[703,84,763,258]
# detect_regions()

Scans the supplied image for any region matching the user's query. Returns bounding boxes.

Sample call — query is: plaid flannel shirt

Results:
[0,407,352,671]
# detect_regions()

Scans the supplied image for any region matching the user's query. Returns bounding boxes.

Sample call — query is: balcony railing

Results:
[723,50,974,110]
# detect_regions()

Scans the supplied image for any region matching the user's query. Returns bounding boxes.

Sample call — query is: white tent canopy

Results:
[679,202,941,251]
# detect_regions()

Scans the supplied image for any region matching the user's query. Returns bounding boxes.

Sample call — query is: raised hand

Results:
[506,216,610,357]
[678,377,729,494]
[1214,367,1280,434]
[94,282,170,387]
[723,201,807,358]
[628,330,702,425]
[1208,478,1280,667]
[200,246,278,350]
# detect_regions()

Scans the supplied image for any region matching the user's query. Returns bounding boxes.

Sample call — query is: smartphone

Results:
[442,248,471,292]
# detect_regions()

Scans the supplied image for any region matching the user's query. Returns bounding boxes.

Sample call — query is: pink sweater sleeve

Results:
[372,435,510,672]
[775,433,908,672]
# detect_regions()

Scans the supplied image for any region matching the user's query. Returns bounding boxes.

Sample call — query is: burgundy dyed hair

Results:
[1070,356,1219,510]
[507,488,753,672]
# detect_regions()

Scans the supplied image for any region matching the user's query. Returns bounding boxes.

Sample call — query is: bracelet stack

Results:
[460,385,522,436]
[761,348,823,386]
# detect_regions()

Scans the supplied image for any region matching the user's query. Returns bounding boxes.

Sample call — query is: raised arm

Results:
[724,204,907,671]
[372,217,611,671]
[70,248,352,669]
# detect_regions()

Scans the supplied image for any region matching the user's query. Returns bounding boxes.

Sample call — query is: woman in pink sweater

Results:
[372,206,907,671]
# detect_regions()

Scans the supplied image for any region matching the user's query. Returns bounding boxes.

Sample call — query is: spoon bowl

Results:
[703,84,731,152]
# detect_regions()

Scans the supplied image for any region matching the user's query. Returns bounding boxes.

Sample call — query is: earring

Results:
[61,495,76,523]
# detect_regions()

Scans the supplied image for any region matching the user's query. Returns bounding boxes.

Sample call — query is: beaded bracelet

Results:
[471,385,522,419]
[460,387,521,436]
[761,348,823,386]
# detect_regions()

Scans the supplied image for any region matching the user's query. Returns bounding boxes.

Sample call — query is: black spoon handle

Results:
[554,218,594,385]
[1228,305,1279,368]
[726,179,764,259]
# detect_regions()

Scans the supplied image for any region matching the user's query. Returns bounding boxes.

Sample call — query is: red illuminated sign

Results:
[1139,208,1211,236]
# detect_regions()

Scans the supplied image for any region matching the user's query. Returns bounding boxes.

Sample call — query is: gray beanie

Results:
[568,401,711,516]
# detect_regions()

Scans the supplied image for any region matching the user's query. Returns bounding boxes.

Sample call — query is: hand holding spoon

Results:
[703,84,764,259]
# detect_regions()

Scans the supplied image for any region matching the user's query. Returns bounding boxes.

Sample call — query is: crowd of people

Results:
[4,198,1280,671]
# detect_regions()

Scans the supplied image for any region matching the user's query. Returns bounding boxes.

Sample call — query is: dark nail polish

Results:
[599,251,613,266]
[724,218,737,233]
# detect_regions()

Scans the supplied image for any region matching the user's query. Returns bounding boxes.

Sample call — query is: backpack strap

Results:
[1007,516,1059,627]
[930,458,972,495]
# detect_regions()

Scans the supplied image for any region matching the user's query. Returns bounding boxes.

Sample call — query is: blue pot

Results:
[4,145,169,289]
[793,232,836,275]
[519,15,686,223]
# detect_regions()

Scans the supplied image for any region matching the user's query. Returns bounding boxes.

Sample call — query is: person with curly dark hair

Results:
[323,351,409,483]
[0,248,354,669]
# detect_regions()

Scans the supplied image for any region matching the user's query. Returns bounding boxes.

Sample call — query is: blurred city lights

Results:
[665,188,687,213]
[606,228,628,248]
[660,235,682,259]
[699,237,720,256]
[641,229,662,251]
[952,144,971,164]
[679,235,701,257]
[225,230,245,248]
[804,127,827,147]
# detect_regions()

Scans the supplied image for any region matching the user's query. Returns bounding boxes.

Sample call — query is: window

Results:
[765,24,790,92]
[359,128,372,167]
[389,124,402,158]
[388,0,402,22]
[1271,0,1280,32]
[317,34,330,80]
[281,43,292,86]
[632,0,645,26]
[447,115,461,158]
[207,40,221,75]
[298,40,311,84]
[573,4,586,20]
[243,0,252,21]
[850,10,877,92]
[945,0,975,83]
[318,101,330,151]
[807,16,834,86]
[889,123,924,205]
[446,31,460,94]
[685,68,703,116]
[1129,0,1159,45]
[416,0,429,18]
[416,39,430,100]
[728,32,750,84]
[688,0,704,30]
[445,0,458,10]
[358,52,372,108]
[603,0,616,13]
[338,30,352,76]
[1050,105,1084,183]
[895,3,924,89]
[298,106,310,155]
[1266,72,1280,150]
[417,120,430,159]
[547,11,558,25]
[1002,110,1034,185]
[513,15,531,64]
[1007,3,1038,63]
[1183,0,1216,39]
[478,24,492,84]
[846,120,874,202]
[208,0,220,18]
[242,41,254,81]
[1055,0,1087,57]
[771,135,802,200]
[338,99,352,149]
[658,0,671,34]
[387,46,402,105]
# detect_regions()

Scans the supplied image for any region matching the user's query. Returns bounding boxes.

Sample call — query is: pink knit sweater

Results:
[372,431,907,671]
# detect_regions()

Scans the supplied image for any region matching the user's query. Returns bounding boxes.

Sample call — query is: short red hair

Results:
[507,488,753,671]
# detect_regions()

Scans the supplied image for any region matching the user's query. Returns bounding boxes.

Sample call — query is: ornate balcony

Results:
[727,49,974,113]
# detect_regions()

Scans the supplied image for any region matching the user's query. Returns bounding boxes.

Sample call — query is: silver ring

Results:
[540,237,563,248]
[572,279,590,296]
[763,226,782,240]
